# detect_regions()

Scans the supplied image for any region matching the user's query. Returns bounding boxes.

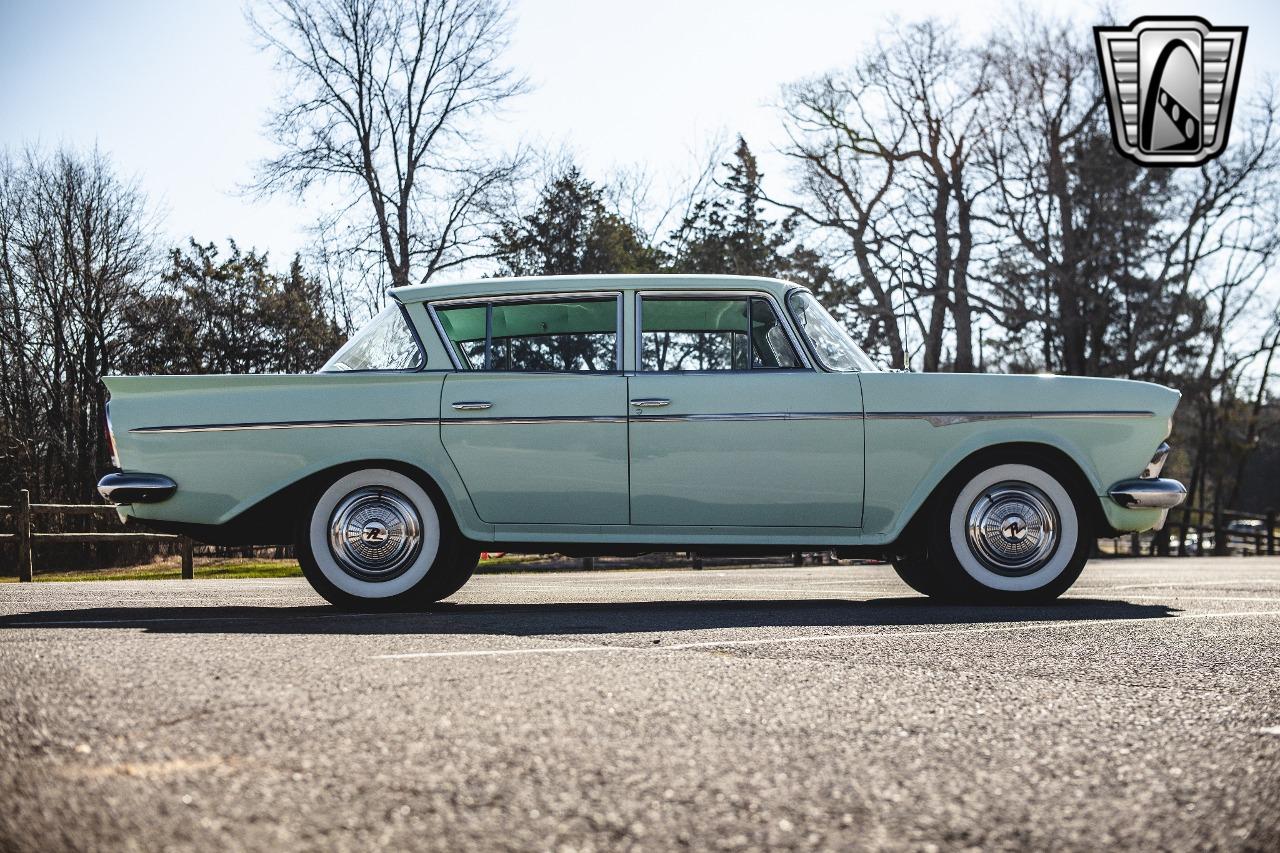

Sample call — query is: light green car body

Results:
[104,275,1178,550]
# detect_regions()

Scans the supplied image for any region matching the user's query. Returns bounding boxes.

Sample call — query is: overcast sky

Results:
[3,0,1277,276]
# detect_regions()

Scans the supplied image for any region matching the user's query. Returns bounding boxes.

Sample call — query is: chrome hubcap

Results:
[965,482,1059,575]
[327,487,423,581]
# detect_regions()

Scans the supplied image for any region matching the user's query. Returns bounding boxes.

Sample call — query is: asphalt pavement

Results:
[2,558,1279,852]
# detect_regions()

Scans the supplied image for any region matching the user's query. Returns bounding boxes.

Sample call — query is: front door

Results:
[435,294,629,525]
[627,293,865,528]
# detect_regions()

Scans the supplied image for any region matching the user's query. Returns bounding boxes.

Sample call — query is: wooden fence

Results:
[1159,506,1277,557]
[1099,506,1277,557]
[1,489,193,582]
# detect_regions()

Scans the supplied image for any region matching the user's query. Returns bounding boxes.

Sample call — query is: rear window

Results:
[320,305,424,372]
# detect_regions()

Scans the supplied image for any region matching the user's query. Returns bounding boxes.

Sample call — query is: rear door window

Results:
[435,296,620,372]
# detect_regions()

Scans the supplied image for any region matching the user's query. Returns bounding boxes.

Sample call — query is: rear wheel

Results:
[297,468,478,610]
[901,458,1092,603]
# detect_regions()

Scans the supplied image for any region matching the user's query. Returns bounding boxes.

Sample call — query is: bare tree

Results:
[777,66,911,368]
[250,0,528,293]
[0,147,153,502]
[977,16,1280,381]
[776,21,989,371]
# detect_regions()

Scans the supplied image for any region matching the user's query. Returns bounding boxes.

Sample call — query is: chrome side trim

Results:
[444,415,628,425]
[631,411,864,423]
[131,418,442,434]
[132,409,1155,434]
[1108,477,1187,509]
[867,410,1156,428]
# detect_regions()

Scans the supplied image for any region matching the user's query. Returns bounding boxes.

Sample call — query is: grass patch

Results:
[7,559,304,583]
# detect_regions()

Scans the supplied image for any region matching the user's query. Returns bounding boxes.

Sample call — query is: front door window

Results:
[639,296,801,371]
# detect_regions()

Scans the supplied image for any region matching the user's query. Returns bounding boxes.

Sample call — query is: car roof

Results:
[390,274,802,304]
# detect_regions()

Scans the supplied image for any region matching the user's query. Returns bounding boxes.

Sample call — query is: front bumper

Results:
[1107,478,1187,509]
[98,472,177,505]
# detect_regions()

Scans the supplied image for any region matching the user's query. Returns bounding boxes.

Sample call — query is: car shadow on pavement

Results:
[0,597,1178,636]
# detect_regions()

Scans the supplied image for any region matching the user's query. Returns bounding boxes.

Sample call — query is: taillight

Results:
[104,402,120,469]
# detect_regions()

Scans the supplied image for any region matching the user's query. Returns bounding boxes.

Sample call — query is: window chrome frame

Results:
[634,289,814,374]
[425,290,625,373]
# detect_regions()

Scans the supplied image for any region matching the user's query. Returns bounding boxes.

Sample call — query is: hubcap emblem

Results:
[361,521,388,544]
[1001,515,1028,543]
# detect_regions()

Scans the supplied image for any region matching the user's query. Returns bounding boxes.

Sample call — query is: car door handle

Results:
[451,401,493,411]
[629,398,670,407]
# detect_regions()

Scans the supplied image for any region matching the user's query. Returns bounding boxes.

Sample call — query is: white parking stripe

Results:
[371,609,1280,660]
[1063,594,1280,603]
[1081,579,1280,591]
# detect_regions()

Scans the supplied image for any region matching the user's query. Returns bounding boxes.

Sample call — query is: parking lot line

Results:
[1081,579,1280,591]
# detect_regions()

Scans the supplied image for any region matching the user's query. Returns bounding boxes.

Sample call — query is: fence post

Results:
[180,537,194,580]
[691,551,703,570]
[16,489,32,582]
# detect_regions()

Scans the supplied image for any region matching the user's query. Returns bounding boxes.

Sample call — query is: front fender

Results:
[859,373,1179,540]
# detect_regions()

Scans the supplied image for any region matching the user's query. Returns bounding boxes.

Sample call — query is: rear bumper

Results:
[98,472,177,505]
[1107,478,1187,510]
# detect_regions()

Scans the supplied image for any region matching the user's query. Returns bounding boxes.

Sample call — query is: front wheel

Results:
[297,468,479,611]
[912,460,1092,603]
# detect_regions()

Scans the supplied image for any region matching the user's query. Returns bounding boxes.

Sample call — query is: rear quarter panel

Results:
[105,373,489,539]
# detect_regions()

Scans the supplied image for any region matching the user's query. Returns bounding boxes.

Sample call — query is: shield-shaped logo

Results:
[1095,16,1247,166]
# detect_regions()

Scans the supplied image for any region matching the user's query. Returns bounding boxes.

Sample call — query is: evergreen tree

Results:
[497,168,661,276]
[671,138,872,352]
[122,240,343,375]
[672,137,791,277]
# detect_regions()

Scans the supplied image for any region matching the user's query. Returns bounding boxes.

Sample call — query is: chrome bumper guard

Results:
[1107,478,1187,509]
[1106,442,1185,530]
[98,472,178,505]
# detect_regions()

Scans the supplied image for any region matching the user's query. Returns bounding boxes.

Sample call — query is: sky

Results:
[2,0,1278,276]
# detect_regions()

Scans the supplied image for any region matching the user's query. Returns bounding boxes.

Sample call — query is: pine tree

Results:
[497,168,661,276]
[672,137,791,277]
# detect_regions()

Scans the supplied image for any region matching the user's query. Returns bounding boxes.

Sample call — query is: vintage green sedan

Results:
[99,275,1185,608]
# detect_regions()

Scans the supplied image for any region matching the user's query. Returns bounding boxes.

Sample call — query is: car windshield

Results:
[320,305,423,372]
[786,290,879,372]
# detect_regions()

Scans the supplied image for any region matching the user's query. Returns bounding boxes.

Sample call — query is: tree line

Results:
[2,0,1278,549]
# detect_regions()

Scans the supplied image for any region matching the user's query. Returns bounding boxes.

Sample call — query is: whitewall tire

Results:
[297,467,478,610]
[909,456,1092,603]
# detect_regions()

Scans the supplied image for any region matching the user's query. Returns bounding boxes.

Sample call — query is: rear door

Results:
[434,294,630,525]
[627,292,865,528]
